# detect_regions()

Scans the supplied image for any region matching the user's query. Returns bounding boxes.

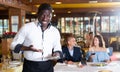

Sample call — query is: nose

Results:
[42,15,47,21]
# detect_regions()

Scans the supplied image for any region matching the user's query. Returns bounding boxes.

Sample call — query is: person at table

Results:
[62,33,82,64]
[86,35,110,62]
[85,32,94,48]
[11,3,62,72]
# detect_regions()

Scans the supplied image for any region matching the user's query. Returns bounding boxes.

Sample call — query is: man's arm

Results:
[14,44,43,53]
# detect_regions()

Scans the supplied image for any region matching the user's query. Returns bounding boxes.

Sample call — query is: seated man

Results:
[61,33,83,64]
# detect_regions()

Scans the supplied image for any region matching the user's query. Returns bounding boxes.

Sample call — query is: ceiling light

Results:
[31,12,36,14]
[67,11,71,13]
[89,0,98,3]
[52,10,54,12]
[111,9,114,12]
[55,2,62,4]
[89,11,102,14]
[29,0,32,2]
[53,14,56,17]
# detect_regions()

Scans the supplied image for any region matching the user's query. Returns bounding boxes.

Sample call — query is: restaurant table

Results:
[54,61,120,72]
[0,61,23,72]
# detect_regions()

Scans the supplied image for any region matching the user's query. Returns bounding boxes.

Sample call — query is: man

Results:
[85,32,94,48]
[61,33,82,64]
[11,3,62,72]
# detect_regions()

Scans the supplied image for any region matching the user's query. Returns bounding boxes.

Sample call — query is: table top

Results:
[1,60,120,72]
[0,61,23,72]
[54,61,120,72]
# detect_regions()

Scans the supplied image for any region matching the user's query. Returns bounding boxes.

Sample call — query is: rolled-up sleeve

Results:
[10,26,26,52]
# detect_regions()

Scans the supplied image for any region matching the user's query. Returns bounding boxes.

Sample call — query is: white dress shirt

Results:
[11,20,62,61]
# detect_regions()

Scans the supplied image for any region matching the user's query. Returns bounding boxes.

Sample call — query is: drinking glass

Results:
[1,55,9,70]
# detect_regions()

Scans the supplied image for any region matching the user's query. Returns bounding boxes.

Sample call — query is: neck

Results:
[95,45,99,48]
[68,45,73,50]
[41,26,47,31]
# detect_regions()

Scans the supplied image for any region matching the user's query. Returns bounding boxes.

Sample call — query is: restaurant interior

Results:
[0,0,120,72]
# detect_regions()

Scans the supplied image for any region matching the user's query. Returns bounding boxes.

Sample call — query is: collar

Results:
[37,22,51,29]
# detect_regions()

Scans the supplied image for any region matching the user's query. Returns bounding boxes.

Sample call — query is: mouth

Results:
[42,21,48,24]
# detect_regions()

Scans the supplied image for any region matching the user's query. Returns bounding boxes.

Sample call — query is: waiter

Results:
[11,3,62,72]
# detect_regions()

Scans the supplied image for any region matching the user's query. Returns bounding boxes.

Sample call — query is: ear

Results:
[67,41,70,44]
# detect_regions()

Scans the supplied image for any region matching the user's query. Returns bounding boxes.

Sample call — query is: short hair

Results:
[37,3,52,15]
[89,32,93,35]
[64,33,75,46]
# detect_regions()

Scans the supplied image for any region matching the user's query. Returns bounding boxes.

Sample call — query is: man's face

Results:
[89,34,93,39]
[38,10,52,26]
[68,37,76,46]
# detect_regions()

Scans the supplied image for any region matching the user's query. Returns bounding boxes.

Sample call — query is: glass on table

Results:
[91,49,95,55]
[1,55,11,70]
[91,52,95,55]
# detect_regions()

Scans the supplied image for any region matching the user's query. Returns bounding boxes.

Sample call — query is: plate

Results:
[8,64,17,68]
[46,56,60,60]
[9,61,21,65]
[56,63,66,65]
[90,63,107,67]
[98,70,112,72]
[67,64,77,67]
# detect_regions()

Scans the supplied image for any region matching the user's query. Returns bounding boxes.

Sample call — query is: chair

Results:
[77,41,86,48]
[107,47,113,56]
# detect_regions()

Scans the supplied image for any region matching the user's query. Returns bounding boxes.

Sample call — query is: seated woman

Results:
[86,35,110,62]
[62,33,82,64]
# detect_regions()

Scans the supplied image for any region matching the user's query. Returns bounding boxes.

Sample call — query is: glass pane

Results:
[0,19,3,35]
[96,16,101,32]
[80,22,83,37]
[4,19,9,32]
[65,17,74,33]
[110,16,119,33]
[101,16,110,32]
[31,18,36,22]
[11,16,18,32]
[74,17,81,36]
[25,19,30,23]
[22,16,25,25]
[84,17,92,32]
[61,17,65,33]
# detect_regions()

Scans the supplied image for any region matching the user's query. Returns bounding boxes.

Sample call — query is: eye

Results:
[47,15,50,18]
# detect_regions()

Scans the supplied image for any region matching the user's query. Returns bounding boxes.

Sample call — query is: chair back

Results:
[108,47,113,56]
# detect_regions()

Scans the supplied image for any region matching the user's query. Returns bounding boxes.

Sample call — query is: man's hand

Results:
[52,52,60,57]
[22,45,43,52]
[67,61,74,64]
[29,45,43,52]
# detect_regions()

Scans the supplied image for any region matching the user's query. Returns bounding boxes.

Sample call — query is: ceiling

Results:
[1,0,120,16]
[21,0,120,4]
[20,0,120,16]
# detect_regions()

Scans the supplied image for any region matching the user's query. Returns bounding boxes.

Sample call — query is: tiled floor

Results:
[110,51,120,61]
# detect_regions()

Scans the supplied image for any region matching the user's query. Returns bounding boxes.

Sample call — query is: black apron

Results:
[22,59,53,72]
